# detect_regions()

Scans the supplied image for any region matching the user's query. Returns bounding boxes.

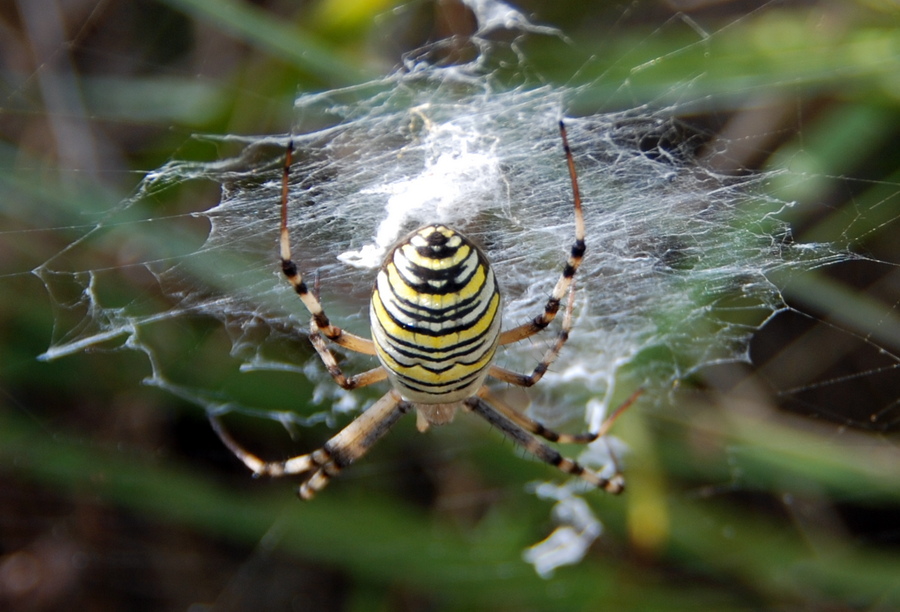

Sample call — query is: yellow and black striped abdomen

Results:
[370,225,501,404]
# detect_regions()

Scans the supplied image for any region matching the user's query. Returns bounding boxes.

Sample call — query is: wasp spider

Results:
[211,121,639,499]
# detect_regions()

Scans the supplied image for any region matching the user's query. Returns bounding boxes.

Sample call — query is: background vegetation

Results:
[1,1,898,610]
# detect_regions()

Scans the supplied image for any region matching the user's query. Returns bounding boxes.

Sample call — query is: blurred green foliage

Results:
[1,1,898,610]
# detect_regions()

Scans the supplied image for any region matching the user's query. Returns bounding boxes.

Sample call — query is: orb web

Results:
[30,1,890,578]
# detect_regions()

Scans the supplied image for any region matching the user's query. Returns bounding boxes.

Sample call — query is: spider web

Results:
[16,0,900,585]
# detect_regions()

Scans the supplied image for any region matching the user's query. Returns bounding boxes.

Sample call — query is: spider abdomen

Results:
[370,225,502,404]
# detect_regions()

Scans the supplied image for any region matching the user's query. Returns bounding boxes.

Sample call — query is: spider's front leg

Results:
[210,390,410,499]
[465,393,625,494]
[297,390,410,499]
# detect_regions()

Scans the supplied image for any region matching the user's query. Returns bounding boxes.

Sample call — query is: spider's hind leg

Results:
[497,121,585,347]
[278,140,377,356]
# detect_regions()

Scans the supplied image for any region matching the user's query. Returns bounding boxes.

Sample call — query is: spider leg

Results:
[209,413,319,477]
[475,386,642,445]
[490,282,576,388]
[465,394,623,494]
[308,318,388,390]
[299,390,410,499]
[210,390,410,500]
[280,141,376,356]
[475,388,595,444]
[499,121,584,347]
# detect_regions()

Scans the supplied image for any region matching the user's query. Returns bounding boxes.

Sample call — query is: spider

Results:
[211,121,639,500]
